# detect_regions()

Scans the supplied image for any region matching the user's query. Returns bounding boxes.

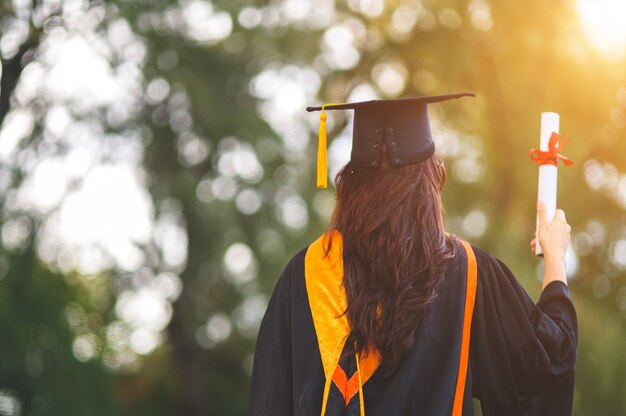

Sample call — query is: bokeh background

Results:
[0,0,625,414]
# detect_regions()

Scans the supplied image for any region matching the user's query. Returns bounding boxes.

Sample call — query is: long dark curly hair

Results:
[325,145,456,375]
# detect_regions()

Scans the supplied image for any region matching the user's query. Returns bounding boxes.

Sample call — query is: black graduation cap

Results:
[306,92,476,188]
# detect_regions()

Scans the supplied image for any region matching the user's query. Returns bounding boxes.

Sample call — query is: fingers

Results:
[564,222,572,238]
[553,209,571,234]
[538,203,569,226]
[536,202,571,260]
[537,200,550,227]
[537,200,546,215]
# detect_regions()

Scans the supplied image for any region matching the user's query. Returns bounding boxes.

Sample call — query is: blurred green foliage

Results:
[0,0,625,415]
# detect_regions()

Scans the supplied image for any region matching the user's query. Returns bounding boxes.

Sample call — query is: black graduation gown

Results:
[248,234,577,416]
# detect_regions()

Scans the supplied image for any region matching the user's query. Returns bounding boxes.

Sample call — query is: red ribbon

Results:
[529,132,573,167]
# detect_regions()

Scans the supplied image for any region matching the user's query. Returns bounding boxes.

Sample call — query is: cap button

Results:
[395,158,401,164]
[371,160,378,167]
[373,143,379,149]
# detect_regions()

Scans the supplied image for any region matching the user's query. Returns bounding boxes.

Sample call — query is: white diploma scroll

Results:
[535,112,559,256]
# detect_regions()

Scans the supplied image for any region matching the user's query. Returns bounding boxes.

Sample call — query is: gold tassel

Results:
[355,350,365,415]
[317,107,328,188]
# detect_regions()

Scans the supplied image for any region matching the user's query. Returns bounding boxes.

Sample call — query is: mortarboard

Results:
[306,92,476,188]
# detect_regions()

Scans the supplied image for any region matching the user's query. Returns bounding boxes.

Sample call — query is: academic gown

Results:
[248,231,577,416]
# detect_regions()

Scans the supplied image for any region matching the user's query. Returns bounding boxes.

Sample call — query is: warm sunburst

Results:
[577,0,626,58]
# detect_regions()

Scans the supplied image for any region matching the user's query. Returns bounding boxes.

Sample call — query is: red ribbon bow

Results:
[529,132,573,167]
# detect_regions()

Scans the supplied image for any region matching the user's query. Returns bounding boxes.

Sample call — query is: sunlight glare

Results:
[577,0,626,58]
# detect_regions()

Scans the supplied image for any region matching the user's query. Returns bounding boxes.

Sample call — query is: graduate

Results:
[248,93,577,415]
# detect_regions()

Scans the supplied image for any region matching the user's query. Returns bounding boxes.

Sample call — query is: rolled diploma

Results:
[535,112,559,256]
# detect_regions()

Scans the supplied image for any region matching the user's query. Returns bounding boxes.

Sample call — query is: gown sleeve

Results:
[247,252,300,416]
[469,246,578,416]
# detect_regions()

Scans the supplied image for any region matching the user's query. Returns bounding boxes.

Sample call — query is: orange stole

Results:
[331,364,360,406]
[304,231,477,416]
[454,239,477,416]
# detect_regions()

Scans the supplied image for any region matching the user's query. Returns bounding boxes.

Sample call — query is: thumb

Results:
[537,200,550,227]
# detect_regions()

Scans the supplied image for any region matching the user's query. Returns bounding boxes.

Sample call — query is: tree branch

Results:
[0,34,41,130]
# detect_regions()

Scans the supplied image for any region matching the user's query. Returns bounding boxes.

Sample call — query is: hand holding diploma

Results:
[531,200,571,289]
[530,112,573,256]
[529,112,574,288]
